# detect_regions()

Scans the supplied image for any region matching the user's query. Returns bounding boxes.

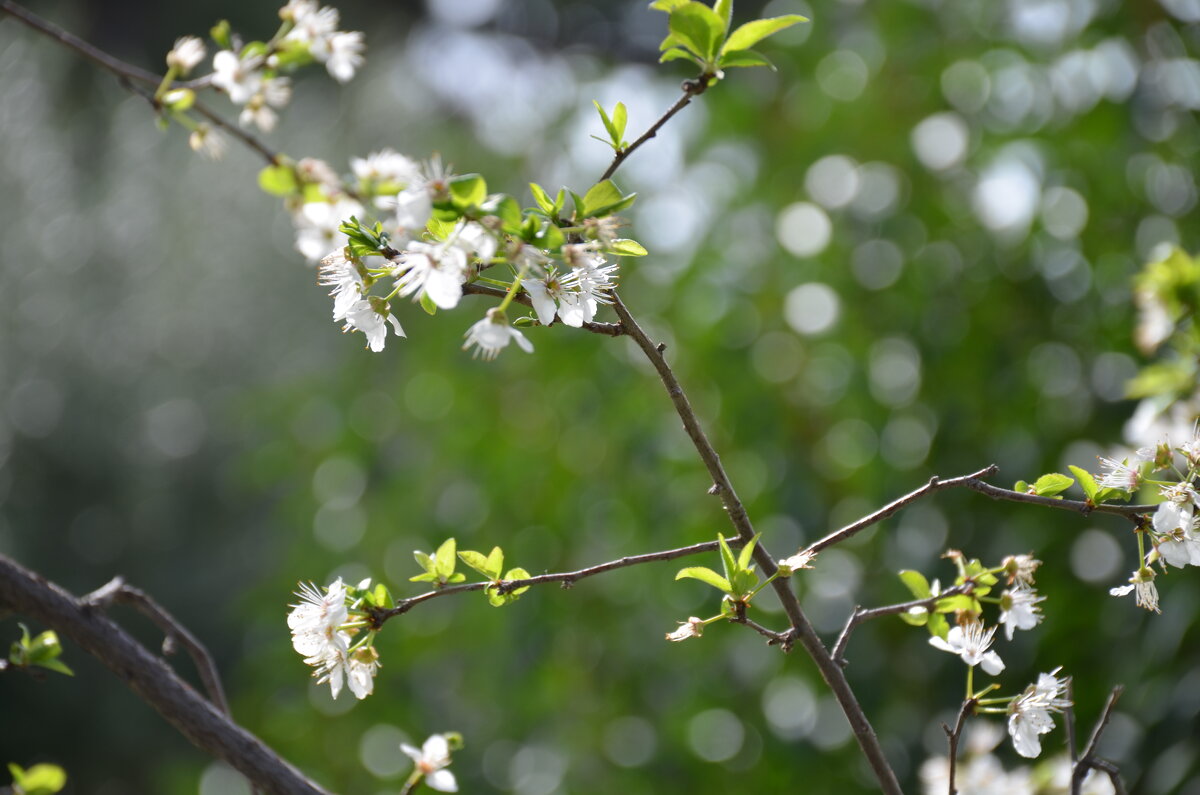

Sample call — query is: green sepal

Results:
[898,570,931,599]
[258,164,299,197]
[719,49,775,70]
[721,15,808,54]
[608,239,648,257]
[1068,465,1099,501]
[675,566,732,594]
[449,174,487,210]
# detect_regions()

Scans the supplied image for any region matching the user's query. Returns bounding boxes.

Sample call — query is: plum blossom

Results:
[1002,554,1041,587]
[166,36,206,73]
[287,578,348,658]
[341,298,405,352]
[211,50,263,104]
[401,734,458,792]
[463,308,533,360]
[998,586,1045,640]
[318,249,365,320]
[1007,669,1071,758]
[928,620,1005,675]
[1095,457,1141,492]
[392,240,469,310]
[352,148,422,191]
[187,125,226,161]
[238,77,292,132]
[666,617,705,642]
[1109,567,1160,613]
[778,550,816,575]
[318,31,365,83]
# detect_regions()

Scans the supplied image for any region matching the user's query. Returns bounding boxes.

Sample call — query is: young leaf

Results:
[457,550,493,579]
[612,102,628,143]
[485,546,505,579]
[258,164,298,196]
[449,174,487,209]
[529,182,555,215]
[898,570,932,599]
[1068,465,1099,501]
[1031,473,1074,497]
[607,239,648,257]
[669,2,725,62]
[717,534,738,582]
[592,100,619,146]
[434,538,457,580]
[660,47,700,65]
[413,550,435,574]
[737,533,760,570]
[649,0,688,10]
[503,567,531,597]
[419,291,438,316]
[676,566,732,593]
[899,607,929,627]
[721,15,808,54]
[927,612,950,640]
[719,50,775,70]
[714,0,733,31]
[8,763,67,795]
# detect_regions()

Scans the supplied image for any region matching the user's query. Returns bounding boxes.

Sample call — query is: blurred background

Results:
[1,0,1199,792]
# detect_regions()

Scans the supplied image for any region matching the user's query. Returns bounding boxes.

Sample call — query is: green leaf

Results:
[419,291,438,316]
[669,2,725,62]
[210,20,232,50]
[935,595,975,613]
[485,546,505,579]
[608,239,648,257]
[413,550,435,573]
[721,15,808,54]
[927,612,950,640]
[714,0,733,30]
[35,658,74,677]
[457,550,493,579]
[1014,480,1030,493]
[899,608,929,626]
[485,195,523,233]
[9,762,67,794]
[258,165,298,197]
[612,102,628,142]
[649,0,688,10]
[529,182,555,215]
[434,538,457,580]
[1094,486,1131,504]
[449,174,487,209]
[737,533,759,570]
[504,567,531,596]
[1068,465,1099,501]
[718,49,775,70]
[731,566,759,597]
[1031,473,1074,497]
[899,570,931,599]
[717,534,738,582]
[660,47,699,65]
[534,222,565,252]
[581,180,637,218]
[593,100,619,146]
[675,566,732,593]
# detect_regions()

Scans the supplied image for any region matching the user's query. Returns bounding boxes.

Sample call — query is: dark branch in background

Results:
[0,1,281,166]
[0,555,331,795]
[599,75,714,182]
[83,577,230,716]
[371,538,734,625]
[831,583,975,667]
[462,283,624,337]
[963,480,1154,519]
[806,466,999,555]
[1072,686,1126,795]
[942,698,977,795]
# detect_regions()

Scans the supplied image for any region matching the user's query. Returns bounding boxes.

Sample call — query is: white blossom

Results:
[238,77,291,132]
[1152,489,1200,568]
[1095,457,1141,492]
[187,125,227,161]
[321,31,365,83]
[1003,554,1042,587]
[283,1,339,44]
[665,617,705,642]
[318,249,365,320]
[166,36,206,73]
[1007,669,1071,758]
[998,586,1045,640]
[928,620,1005,675]
[211,50,262,105]
[1109,567,1160,613]
[341,299,405,352]
[392,240,469,310]
[778,550,816,575]
[401,734,458,792]
[463,308,533,360]
[287,579,348,658]
[352,148,421,189]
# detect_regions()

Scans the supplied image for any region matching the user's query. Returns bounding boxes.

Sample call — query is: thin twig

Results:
[2,1,281,166]
[831,583,975,667]
[1065,679,1078,767]
[729,614,789,645]
[1072,686,1125,795]
[84,577,231,716]
[0,555,330,795]
[598,75,714,183]
[961,479,1154,519]
[942,698,976,795]
[806,467,999,555]
[371,539,734,625]
[462,282,624,337]
[1089,759,1128,795]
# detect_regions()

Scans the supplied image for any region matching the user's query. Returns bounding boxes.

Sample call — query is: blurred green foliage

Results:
[1,0,1199,793]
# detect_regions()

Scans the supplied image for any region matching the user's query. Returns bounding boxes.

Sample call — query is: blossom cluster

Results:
[287,578,380,699]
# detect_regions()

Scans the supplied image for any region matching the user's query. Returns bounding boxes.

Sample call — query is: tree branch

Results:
[961,479,1154,519]
[806,467,999,555]
[942,698,976,795]
[461,282,624,337]
[598,75,714,183]
[831,584,975,667]
[1072,686,1125,795]
[83,576,230,717]
[0,554,331,795]
[371,538,734,625]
